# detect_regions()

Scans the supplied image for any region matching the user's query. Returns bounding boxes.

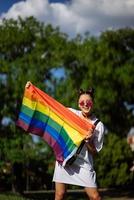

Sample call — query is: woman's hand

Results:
[25,81,32,88]
[86,141,96,155]
[85,128,94,142]
[85,129,96,155]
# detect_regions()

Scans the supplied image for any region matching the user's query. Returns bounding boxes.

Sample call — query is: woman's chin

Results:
[82,109,90,114]
[83,109,90,114]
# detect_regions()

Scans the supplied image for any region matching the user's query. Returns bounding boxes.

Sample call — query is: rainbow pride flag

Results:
[17,83,94,166]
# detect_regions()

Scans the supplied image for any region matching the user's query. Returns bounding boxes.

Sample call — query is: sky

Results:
[0,0,134,37]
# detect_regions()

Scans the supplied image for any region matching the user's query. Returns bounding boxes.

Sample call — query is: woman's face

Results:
[78,94,93,115]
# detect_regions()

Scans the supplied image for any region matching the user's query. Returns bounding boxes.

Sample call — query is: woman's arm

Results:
[85,139,97,155]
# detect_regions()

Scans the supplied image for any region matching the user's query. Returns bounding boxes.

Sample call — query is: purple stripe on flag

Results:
[43,132,64,162]
[16,119,44,137]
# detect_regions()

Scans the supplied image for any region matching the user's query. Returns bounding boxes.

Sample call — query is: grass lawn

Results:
[0,190,133,200]
[0,193,25,200]
[0,195,133,200]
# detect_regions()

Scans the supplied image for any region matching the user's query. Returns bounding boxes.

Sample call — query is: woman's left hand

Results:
[25,81,32,88]
[85,128,94,141]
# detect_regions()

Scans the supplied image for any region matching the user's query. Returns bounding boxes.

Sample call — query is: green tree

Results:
[55,29,134,135]
[0,16,67,192]
[55,29,134,187]
[0,16,134,190]
[95,133,133,187]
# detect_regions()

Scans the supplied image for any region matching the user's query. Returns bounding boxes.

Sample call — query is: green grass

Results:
[0,193,26,200]
[0,193,132,200]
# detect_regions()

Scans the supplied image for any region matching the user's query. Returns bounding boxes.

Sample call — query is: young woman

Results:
[53,88,105,200]
[25,82,104,200]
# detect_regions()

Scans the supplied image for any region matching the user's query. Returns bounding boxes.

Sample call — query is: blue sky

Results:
[0,0,134,37]
[0,0,67,13]
[0,0,22,13]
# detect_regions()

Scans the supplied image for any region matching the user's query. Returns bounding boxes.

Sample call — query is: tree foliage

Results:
[57,29,134,135]
[0,16,67,191]
[0,17,134,191]
[94,133,133,187]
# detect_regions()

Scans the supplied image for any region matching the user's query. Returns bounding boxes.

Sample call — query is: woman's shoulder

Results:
[91,114,104,128]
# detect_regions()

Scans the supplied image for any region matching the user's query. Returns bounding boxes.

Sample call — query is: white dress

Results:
[53,108,105,188]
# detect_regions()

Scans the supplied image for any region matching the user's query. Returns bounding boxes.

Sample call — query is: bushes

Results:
[0,193,25,200]
[95,133,134,187]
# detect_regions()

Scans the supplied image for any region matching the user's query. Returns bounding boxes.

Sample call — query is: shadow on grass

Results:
[0,187,133,200]
[100,187,134,199]
[22,188,134,200]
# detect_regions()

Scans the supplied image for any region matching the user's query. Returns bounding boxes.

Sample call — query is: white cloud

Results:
[1,0,134,37]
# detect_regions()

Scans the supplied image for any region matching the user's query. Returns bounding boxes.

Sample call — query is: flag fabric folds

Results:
[17,83,94,166]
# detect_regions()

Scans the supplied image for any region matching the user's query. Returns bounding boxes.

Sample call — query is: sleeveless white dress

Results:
[52,108,105,188]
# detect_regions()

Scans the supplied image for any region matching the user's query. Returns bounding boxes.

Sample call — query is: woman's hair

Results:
[78,88,94,99]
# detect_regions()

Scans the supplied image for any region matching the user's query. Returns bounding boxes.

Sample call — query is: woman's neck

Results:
[82,112,91,119]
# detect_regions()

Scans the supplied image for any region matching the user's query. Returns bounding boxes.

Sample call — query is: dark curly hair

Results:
[78,88,94,99]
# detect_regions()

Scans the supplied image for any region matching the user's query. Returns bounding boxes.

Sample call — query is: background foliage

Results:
[0,17,134,192]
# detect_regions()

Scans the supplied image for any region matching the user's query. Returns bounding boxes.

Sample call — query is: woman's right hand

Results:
[25,81,32,88]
